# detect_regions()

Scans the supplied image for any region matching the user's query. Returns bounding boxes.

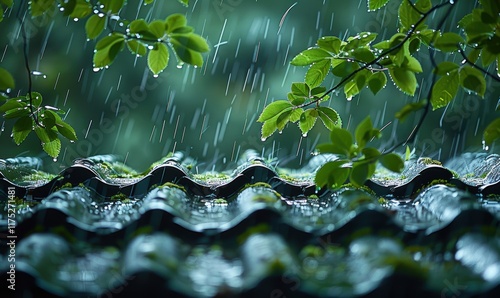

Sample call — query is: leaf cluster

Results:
[315,116,404,189]
[0,92,76,158]
[257,82,341,139]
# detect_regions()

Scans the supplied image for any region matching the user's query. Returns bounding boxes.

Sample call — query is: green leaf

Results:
[484,118,500,146]
[165,13,187,34]
[144,0,154,4]
[3,106,29,119]
[344,70,368,99]
[291,48,331,66]
[100,0,124,13]
[331,60,359,78]
[178,0,188,6]
[171,40,204,67]
[85,14,106,40]
[149,20,167,39]
[317,36,341,54]
[12,116,33,145]
[299,109,318,135]
[170,34,209,52]
[368,0,390,11]
[459,66,486,97]
[434,61,459,75]
[55,119,78,141]
[352,47,376,63]
[129,19,150,34]
[291,82,310,97]
[329,128,353,156]
[350,163,370,187]
[289,108,303,123]
[318,107,341,130]
[30,0,55,17]
[261,118,277,139]
[434,32,464,52]
[288,93,306,106]
[41,110,56,129]
[148,43,169,76]
[403,56,423,73]
[355,116,378,149]
[431,70,459,110]
[395,100,427,121]
[464,21,494,43]
[388,67,417,95]
[481,47,497,67]
[344,32,378,51]
[362,147,380,159]
[0,67,14,91]
[398,0,431,31]
[126,40,147,56]
[367,72,387,95]
[257,100,293,122]
[305,60,331,88]
[379,153,405,173]
[43,137,61,159]
[315,160,351,189]
[93,34,125,68]
[276,108,293,131]
[68,0,92,19]
[0,98,24,113]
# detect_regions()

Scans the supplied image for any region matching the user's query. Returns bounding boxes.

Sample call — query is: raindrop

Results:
[93,67,100,72]
[482,140,489,151]
[347,96,353,101]
[261,137,267,142]
[302,133,308,138]
[73,18,79,22]
[59,7,64,12]
[153,74,159,78]
[31,70,47,78]
[53,158,57,162]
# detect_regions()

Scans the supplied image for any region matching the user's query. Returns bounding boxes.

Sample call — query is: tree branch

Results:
[458,47,500,83]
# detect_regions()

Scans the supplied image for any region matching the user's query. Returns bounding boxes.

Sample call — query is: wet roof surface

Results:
[1,151,500,297]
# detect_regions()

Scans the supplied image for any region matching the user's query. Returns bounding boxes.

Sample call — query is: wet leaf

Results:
[42,110,56,129]
[85,14,106,40]
[368,0,390,11]
[389,67,417,95]
[433,61,459,75]
[291,48,331,66]
[94,34,125,68]
[165,14,187,34]
[129,19,150,34]
[484,118,500,146]
[0,0,13,7]
[431,70,459,110]
[170,34,209,52]
[299,109,318,135]
[171,40,203,67]
[367,72,387,95]
[350,163,370,187]
[331,60,359,78]
[0,98,25,113]
[56,119,78,141]
[344,32,378,51]
[126,40,147,56]
[35,126,61,158]
[352,47,376,63]
[317,36,341,54]
[12,116,32,145]
[318,107,341,130]
[100,0,124,13]
[178,0,188,6]
[291,82,310,97]
[380,153,405,173]
[315,160,351,189]
[305,60,331,88]
[398,0,431,31]
[459,66,486,97]
[434,32,464,52]
[148,43,169,75]
[257,100,293,122]
[355,116,378,149]
[328,127,353,156]
[68,0,92,19]
[149,20,166,39]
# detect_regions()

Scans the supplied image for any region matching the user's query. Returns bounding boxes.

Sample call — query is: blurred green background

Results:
[0,0,498,173]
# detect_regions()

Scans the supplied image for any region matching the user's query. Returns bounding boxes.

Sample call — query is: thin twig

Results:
[17,0,43,127]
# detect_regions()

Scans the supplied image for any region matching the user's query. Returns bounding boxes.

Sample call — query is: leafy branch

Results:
[0,0,208,159]
[258,0,500,189]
